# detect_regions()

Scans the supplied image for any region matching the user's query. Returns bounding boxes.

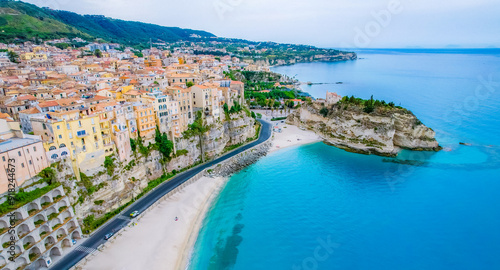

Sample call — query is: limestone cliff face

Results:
[287,103,440,156]
[57,111,257,220]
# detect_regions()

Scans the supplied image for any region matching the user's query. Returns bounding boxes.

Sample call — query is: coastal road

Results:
[50,119,272,270]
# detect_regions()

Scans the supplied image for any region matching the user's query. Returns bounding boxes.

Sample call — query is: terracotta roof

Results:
[18,107,41,114]
[38,100,59,108]
[17,94,37,101]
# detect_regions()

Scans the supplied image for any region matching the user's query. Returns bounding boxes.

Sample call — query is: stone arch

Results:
[27,202,40,215]
[61,238,72,251]
[59,143,66,148]
[71,230,81,240]
[44,235,56,249]
[46,206,58,217]
[38,224,50,238]
[0,219,8,231]
[15,256,28,268]
[50,217,62,229]
[56,227,67,240]
[0,255,6,267]
[61,210,72,221]
[22,235,35,250]
[1,233,14,245]
[67,220,77,230]
[16,223,30,239]
[11,211,24,223]
[49,146,57,151]
[49,246,62,260]
[34,213,46,226]
[28,246,41,262]
[40,195,52,207]
[34,257,47,268]
[52,189,62,199]
[57,199,68,212]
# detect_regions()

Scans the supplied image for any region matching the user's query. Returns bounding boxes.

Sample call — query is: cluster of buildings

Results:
[0,39,247,187]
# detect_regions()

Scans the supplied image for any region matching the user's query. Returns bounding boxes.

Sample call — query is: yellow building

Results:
[134,104,156,142]
[32,111,107,178]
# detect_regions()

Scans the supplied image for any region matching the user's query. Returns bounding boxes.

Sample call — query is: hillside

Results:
[0,0,215,44]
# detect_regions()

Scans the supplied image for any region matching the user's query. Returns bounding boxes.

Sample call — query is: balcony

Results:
[76,131,88,138]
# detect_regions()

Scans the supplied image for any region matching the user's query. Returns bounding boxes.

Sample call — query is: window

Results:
[2,157,5,162]
[58,135,62,139]
[69,133,73,139]
[61,151,68,156]
[78,121,82,127]
[29,160,32,165]
[67,123,70,129]
[27,149,29,154]
[51,154,58,159]
[21,163,25,168]
[93,127,96,133]
[57,125,60,130]
[91,118,95,124]
[18,151,21,156]
[77,130,86,137]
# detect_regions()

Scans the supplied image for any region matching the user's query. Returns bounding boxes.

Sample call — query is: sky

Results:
[24,0,500,48]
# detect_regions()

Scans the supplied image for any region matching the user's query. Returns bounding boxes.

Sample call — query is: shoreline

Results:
[81,176,227,270]
[80,121,318,270]
[175,177,228,270]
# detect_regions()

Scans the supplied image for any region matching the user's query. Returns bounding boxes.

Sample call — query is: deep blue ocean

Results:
[188,49,500,270]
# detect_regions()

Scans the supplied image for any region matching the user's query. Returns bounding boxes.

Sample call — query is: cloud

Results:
[23,0,500,48]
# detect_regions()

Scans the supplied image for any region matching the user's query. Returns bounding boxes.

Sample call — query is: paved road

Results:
[50,120,272,270]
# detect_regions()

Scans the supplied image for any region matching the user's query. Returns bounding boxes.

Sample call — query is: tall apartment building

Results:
[31,110,106,176]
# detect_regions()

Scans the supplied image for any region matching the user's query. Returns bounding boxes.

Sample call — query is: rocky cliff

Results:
[53,111,258,221]
[287,102,441,156]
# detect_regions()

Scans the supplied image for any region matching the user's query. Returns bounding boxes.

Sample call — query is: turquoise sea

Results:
[189,49,500,270]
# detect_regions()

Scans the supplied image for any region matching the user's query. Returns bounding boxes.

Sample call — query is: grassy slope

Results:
[0,0,215,44]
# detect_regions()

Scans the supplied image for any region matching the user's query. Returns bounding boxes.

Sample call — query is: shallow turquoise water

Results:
[189,49,500,270]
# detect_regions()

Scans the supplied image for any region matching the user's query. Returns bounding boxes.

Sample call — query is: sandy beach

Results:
[269,122,322,152]
[82,176,226,270]
[80,121,320,270]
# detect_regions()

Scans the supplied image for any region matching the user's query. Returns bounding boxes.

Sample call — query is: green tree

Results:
[103,156,115,176]
[155,128,174,159]
[187,111,209,163]
[186,81,194,88]
[320,107,329,117]
[94,49,103,58]
[8,51,19,63]
[38,167,56,185]
[130,138,137,152]
[251,111,256,119]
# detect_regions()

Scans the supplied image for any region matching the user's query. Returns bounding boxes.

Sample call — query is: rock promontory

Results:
[287,96,441,156]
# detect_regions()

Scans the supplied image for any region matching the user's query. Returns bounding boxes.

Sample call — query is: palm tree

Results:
[189,111,209,163]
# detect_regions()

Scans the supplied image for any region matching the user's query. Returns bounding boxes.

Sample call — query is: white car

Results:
[130,211,139,218]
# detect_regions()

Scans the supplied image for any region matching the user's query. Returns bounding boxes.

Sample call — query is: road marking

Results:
[75,246,97,254]
[116,215,130,220]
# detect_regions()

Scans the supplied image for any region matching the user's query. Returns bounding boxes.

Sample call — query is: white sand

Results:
[270,122,322,152]
[82,176,226,270]
[81,121,320,270]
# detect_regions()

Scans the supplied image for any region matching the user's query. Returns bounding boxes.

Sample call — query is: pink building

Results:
[0,119,49,193]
